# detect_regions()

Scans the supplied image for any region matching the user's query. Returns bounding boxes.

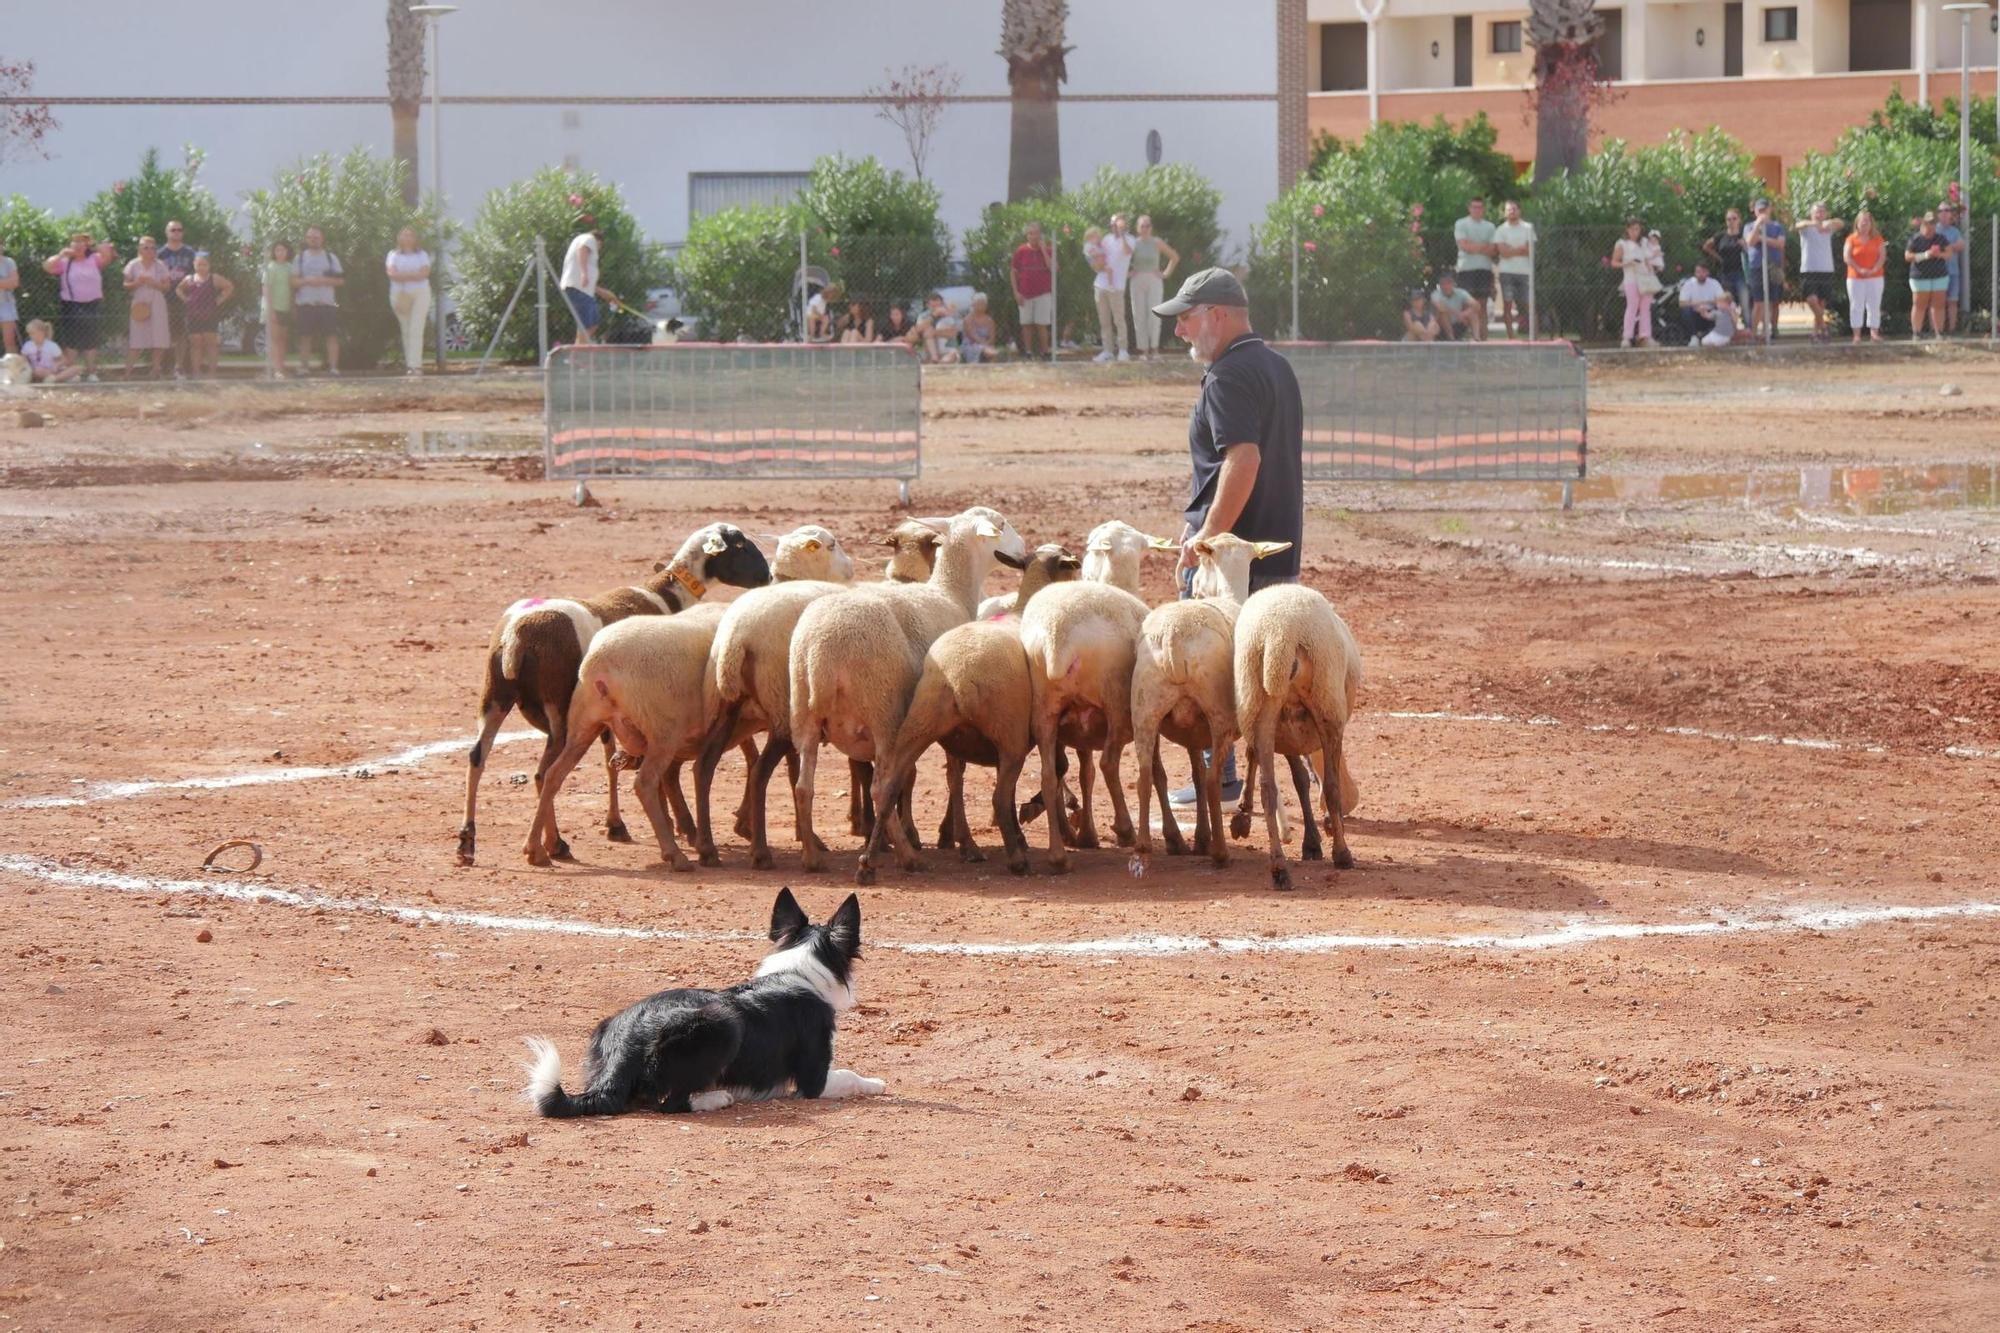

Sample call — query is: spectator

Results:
[42,231,115,382]
[156,220,197,378]
[918,292,960,363]
[1011,221,1054,360]
[1452,196,1496,340]
[1430,271,1477,341]
[1743,198,1786,342]
[385,227,432,375]
[1126,215,1180,361]
[1399,289,1440,342]
[837,298,874,344]
[291,225,344,375]
[1091,213,1134,363]
[806,281,840,342]
[262,240,294,380]
[1699,290,1743,348]
[1612,217,1660,348]
[0,235,18,355]
[1843,211,1886,345]
[122,235,174,380]
[21,319,79,383]
[1937,202,1966,335]
[960,292,998,363]
[1796,202,1847,344]
[1677,260,1725,345]
[880,302,919,350]
[1704,208,1749,316]
[560,215,613,345]
[1905,212,1951,340]
[1491,200,1535,338]
[175,252,234,378]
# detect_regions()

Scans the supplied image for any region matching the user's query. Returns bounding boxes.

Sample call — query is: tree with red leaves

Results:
[1,57,58,165]
[869,63,963,184]
[1527,1,1610,185]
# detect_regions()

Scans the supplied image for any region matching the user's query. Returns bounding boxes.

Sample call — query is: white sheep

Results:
[1016,580,1152,872]
[767,525,856,583]
[1128,534,1292,878]
[789,508,1027,878]
[692,524,943,868]
[1080,519,1180,596]
[860,543,1081,878]
[457,523,770,867]
[1231,584,1364,890]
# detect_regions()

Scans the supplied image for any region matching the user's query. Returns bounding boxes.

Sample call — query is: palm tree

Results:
[1001,0,1071,201]
[1528,0,1604,185]
[387,1,425,205]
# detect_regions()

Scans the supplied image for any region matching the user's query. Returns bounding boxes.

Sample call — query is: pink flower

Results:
[1949,180,1963,202]
[830,245,841,257]
[1302,240,1317,253]
[568,193,584,208]
[112,180,126,195]
[1410,203,1424,218]
[1312,204,1325,218]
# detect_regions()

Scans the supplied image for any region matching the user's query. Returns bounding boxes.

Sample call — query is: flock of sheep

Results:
[456,508,1362,890]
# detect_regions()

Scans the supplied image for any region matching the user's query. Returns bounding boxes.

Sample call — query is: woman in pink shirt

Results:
[42,231,116,382]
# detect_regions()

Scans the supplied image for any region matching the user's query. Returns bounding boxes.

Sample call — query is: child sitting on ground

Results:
[21,319,80,383]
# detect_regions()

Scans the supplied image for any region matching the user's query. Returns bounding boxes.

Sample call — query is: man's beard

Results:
[1188,342,1207,365]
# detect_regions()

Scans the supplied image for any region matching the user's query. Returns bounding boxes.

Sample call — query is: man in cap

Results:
[1153,266,1304,805]
[560,214,617,345]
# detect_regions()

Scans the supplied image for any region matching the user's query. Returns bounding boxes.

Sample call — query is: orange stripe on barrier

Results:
[1305,429,1585,448]
[550,427,920,447]
[1305,451,1580,475]
[551,447,922,466]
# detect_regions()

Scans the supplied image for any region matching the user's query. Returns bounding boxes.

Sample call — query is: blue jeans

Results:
[562,286,599,333]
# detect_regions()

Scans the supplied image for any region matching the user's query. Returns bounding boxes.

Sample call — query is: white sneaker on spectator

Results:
[1116,350,1130,363]
[1093,350,1113,363]
[1688,336,1699,347]
[85,373,100,383]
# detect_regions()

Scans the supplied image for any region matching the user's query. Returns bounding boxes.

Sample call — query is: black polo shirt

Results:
[1184,331,1303,582]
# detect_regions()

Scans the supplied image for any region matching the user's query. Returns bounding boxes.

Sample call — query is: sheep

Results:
[522,609,728,870]
[1128,535,1292,878]
[768,525,856,583]
[788,507,1027,876]
[456,522,770,867]
[691,523,943,869]
[1230,584,1364,890]
[859,543,1081,880]
[1016,580,1153,873]
[1080,519,1180,596]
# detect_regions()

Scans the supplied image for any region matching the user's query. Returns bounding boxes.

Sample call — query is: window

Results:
[1763,6,1798,41]
[1492,21,1522,54]
[689,172,810,226]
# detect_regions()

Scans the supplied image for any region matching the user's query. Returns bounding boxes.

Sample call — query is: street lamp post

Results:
[1946,4,1984,320]
[410,5,458,373]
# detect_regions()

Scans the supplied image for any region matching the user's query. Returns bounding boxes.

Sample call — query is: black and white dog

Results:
[523,889,885,1116]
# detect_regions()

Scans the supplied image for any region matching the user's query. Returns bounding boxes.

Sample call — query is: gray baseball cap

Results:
[1152,266,1248,317]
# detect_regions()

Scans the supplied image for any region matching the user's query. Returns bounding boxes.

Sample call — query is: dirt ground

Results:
[1,349,1996,1331]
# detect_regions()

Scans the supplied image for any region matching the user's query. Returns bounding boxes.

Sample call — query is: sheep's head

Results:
[1189,534,1290,602]
[660,522,771,593]
[768,525,854,583]
[880,519,943,582]
[1081,520,1179,591]
[916,506,1028,569]
[1017,543,1082,609]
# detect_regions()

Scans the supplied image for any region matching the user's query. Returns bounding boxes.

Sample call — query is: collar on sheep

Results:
[664,560,707,603]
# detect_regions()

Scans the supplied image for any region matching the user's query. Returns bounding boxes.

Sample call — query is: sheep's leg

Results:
[1318,720,1355,870]
[730,739,758,840]
[1153,748,1189,857]
[848,760,873,839]
[1252,718,1291,891]
[692,701,746,867]
[601,732,633,843]
[993,749,1031,876]
[1033,714,1069,874]
[1128,722,1159,878]
[1202,725,1233,869]
[664,759,697,842]
[946,756,985,863]
[1289,753,1323,861]
[744,735,793,870]
[1229,717,1257,842]
[532,721,577,862]
[633,750,693,872]
[1072,745,1101,850]
[457,701,511,866]
[1103,744,1136,849]
[524,726,597,867]
[794,732,827,873]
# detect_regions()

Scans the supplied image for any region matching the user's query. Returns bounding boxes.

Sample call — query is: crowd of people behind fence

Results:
[0,221,437,383]
[1400,193,1976,350]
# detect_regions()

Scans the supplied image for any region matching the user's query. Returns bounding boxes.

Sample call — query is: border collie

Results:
[523,889,885,1116]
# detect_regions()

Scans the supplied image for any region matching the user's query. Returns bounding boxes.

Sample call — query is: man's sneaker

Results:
[1093,350,1113,363]
[1116,349,1130,363]
[1169,777,1244,807]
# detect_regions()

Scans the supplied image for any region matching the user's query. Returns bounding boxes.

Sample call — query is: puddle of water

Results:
[331,429,540,457]
[1535,463,1998,516]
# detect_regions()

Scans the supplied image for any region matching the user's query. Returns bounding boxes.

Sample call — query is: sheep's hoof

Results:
[525,847,551,868]
[1007,857,1030,877]
[1301,841,1324,862]
[895,856,923,875]
[1229,810,1253,841]
[664,856,694,874]
[936,823,957,851]
[455,827,476,864]
[1112,822,1135,849]
[1073,826,1100,850]
[697,848,721,867]
[751,849,775,871]
[1046,856,1071,876]
[1017,798,1044,827]
[606,820,632,843]
[854,863,878,887]
[958,843,986,864]
[1333,846,1355,870]
[1190,833,1209,857]
[734,813,755,841]
[551,839,575,862]
[1270,864,1293,892]
[848,819,870,839]
[1209,849,1230,869]
[455,849,476,868]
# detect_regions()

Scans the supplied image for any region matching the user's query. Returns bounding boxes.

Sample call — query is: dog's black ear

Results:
[769,887,809,942]
[827,893,862,957]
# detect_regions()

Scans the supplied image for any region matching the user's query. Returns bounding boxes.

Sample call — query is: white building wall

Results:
[4,0,1279,255]
[1647,3,1730,80]
[1381,16,1459,89]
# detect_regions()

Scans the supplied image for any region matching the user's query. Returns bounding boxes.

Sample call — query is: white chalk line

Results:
[6,731,542,809]
[2,853,1995,961]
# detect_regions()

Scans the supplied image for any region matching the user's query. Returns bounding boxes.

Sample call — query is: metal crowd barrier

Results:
[1278,341,1587,501]
[544,344,922,502]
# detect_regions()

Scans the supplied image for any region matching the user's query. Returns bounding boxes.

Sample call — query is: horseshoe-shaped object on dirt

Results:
[201,839,264,874]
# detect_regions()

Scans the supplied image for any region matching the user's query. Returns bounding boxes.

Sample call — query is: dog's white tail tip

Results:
[521,1035,562,1104]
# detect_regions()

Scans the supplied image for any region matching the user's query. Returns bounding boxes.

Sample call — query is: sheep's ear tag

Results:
[1252,541,1294,560]
[975,519,1001,539]
[702,534,728,556]
[1146,535,1181,551]
[802,539,821,552]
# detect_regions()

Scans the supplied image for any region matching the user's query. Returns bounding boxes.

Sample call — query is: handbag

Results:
[1634,268,1662,297]
[131,297,154,323]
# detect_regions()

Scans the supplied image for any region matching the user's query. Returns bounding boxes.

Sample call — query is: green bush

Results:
[1314,114,1520,279]
[1247,172,1422,341]
[454,167,667,360]
[243,148,440,368]
[801,154,950,324]
[0,194,76,335]
[69,146,246,331]
[674,203,807,343]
